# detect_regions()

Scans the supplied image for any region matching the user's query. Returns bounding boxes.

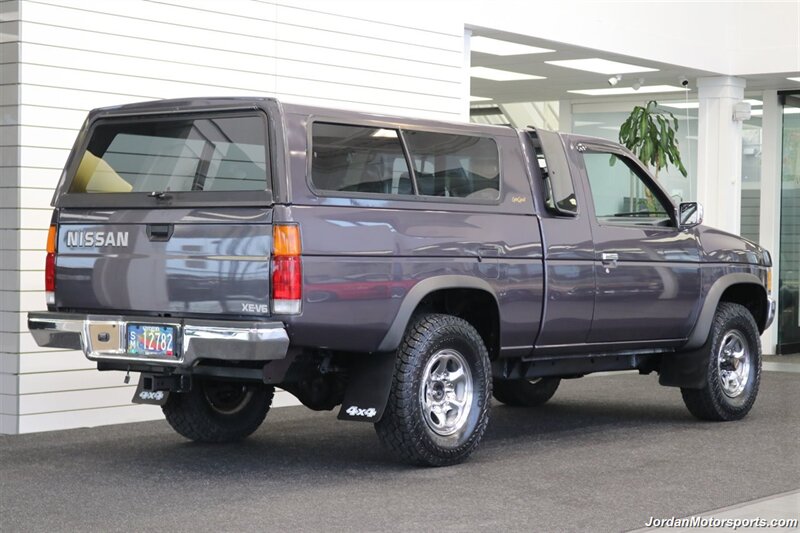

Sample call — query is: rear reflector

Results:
[271,224,302,315]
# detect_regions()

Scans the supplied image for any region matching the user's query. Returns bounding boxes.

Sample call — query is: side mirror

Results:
[678,202,703,228]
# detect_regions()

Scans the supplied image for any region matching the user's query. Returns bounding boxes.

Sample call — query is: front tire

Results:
[375,314,491,467]
[493,377,561,406]
[681,302,761,421]
[163,379,274,442]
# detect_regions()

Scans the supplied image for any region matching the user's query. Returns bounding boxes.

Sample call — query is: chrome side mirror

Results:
[678,201,703,228]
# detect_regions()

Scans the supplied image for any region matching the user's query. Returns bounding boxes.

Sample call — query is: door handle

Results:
[601,252,619,267]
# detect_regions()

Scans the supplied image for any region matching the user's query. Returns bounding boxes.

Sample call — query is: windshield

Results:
[68,113,269,194]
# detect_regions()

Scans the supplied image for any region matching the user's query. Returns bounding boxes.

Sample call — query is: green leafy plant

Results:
[618,100,687,179]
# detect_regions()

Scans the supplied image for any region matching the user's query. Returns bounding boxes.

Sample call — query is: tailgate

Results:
[55,209,272,317]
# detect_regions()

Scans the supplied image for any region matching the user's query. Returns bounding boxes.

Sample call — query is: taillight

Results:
[271,224,302,314]
[45,225,57,306]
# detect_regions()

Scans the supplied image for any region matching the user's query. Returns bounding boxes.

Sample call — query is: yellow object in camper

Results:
[70,151,133,193]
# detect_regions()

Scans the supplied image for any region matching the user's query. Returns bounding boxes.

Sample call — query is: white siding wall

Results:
[1,0,22,434]
[1,0,466,433]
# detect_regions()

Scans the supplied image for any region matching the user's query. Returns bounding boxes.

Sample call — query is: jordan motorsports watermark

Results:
[645,516,799,529]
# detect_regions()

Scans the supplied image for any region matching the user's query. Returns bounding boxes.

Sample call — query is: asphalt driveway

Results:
[2,371,798,532]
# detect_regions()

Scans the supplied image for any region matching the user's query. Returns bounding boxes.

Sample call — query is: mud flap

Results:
[131,379,170,406]
[337,352,396,423]
[658,346,709,389]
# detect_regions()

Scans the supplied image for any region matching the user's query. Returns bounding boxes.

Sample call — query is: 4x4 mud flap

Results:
[337,352,396,423]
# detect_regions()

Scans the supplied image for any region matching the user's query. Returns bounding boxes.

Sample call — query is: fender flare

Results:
[376,275,500,353]
[662,272,766,389]
[338,275,500,423]
[684,272,766,351]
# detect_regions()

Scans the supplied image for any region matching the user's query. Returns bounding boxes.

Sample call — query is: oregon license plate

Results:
[126,324,178,359]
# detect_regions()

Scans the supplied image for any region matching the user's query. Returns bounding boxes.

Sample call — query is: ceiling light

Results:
[660,101,699,109]
[661,98,761,110]
[608,75,621,86]
[470,67,545,81]
[370,129,399,138]
[470,96,492,102]
[470,36,554,56]
[547,58,658,75]
[787,77,800,82]
[632,78,644,91]
[568,85,688,96]
[753,107,800,116]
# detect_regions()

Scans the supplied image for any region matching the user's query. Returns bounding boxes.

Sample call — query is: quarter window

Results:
[311,123,413,195]
[403,131,499,200]
[583,152,673,226]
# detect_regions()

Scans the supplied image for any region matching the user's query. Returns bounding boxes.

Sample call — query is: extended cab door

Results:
[528,130,595,349]
[573,140,702,344]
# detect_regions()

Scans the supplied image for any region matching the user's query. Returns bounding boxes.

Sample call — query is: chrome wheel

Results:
[717,330,751,398]
[419,349,473,437]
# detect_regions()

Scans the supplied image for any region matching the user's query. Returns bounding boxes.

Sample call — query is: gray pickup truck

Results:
[28,97,775,466]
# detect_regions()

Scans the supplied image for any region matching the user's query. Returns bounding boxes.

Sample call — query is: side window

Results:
[311,123,413,195]
[583,152,674,226]
[403,131,499,200]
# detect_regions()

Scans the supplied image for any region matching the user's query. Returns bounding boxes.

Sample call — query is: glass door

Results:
[778,94,800,354]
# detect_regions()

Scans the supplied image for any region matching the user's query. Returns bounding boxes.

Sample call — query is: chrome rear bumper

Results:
[28,312,289,368]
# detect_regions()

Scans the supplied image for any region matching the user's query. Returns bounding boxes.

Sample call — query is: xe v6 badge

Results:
[242,303,270,313]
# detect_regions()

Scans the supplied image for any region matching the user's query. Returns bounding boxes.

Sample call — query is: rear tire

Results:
[493,377,561,407]
[681,302,761,421]
[163,379,274,442]
[375,314,491,467]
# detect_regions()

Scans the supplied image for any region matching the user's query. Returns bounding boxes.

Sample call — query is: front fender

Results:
[683,272,765,351]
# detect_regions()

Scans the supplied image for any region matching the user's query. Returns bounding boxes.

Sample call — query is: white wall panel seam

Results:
[17,61,459,100]
[19,42,462,86]
[22,2,458,65]
[269,0,460,38]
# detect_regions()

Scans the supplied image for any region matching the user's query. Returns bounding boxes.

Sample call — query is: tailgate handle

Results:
[147,224,173,242]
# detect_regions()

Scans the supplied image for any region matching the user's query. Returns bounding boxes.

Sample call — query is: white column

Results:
[696,76,746,235]
[558,100,573,133]
[758,90,782,355]
[462,29,472,122]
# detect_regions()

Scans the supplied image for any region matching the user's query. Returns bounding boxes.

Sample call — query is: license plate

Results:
[126,324,178,359]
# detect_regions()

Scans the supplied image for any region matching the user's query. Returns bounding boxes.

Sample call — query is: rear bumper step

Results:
[28,311,289,368]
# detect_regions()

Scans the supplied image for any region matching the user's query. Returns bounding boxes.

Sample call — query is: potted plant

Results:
[618,100,688,180]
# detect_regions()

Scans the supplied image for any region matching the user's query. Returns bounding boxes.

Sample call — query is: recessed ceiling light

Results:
[660,101,699,109]
[547,58,658,75]
[470,67,545,81]
[470,95,493,102]
[568,85,688,96]
[660,99,761,110]
[471,36,554,56]
[756,107,800,116]
[787,77,800,82]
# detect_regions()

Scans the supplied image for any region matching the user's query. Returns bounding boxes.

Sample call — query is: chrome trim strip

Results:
[765,296,776,331]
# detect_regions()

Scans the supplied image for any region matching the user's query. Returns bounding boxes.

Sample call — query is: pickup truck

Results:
[28,97,775,466]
